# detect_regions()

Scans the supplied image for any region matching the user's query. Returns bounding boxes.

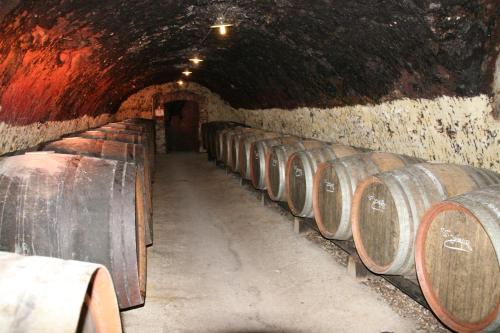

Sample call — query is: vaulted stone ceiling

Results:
[0,0,498,124]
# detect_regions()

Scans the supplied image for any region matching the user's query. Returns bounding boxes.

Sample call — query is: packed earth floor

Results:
[122,152,424,332]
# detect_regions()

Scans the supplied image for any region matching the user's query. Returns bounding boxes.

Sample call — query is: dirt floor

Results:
[122,152,444,333]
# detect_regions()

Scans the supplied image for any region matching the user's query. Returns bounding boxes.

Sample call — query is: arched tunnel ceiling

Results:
[0,0,498,124]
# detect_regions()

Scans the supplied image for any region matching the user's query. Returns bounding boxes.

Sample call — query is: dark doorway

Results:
[164,100,200,152]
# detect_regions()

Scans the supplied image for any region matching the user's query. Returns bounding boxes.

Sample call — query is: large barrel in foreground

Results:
[416,185,500,333]
[286,144,360,218]
[43,137,153,245]
[313,152,423,240]
[0,153,146,309]
[265,139,325,202]
[249,136,300,190]
[0,251,122,333]
[351,163,500,276]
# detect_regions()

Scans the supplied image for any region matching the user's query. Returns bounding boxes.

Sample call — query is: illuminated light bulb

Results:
[182,69,192,76]
[210,23,233,35]
[177,80,184,86]
[189,57,203,65]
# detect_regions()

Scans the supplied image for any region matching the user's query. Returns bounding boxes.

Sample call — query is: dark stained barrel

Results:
[0,152,147,309]
[265,140,325,202]
[0,251,122,333]
[43,137,153,246]
[416,185,500,333]
[229,128,263,172]
[286,144,360,217]
[351,163,500,276]
[249,136,300,190]
[238,131,281,179]
[313,152,423,240]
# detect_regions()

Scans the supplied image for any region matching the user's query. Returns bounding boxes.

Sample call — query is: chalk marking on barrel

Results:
[440,227,473,253]
[324,180,335,193]
[294,166,303,178]
[272,159,278,167]
[367,194,386,212]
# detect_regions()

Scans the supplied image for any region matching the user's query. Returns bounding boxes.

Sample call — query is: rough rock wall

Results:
[0,114,113,155]
[116,82,240,122]
[240,95,499,173]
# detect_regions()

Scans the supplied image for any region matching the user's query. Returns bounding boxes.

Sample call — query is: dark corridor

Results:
[165,100,199,152]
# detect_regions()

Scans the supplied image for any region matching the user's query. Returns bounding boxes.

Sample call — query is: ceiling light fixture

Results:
[210,23,233,35]
[182,69,192,76]
[177,80,184,86]
[189,57,203,65]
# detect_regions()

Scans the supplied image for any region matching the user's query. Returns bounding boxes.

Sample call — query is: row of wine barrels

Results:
[43,137,153,245]
[313,152,424,240]
[223,127,255,167]
[201,121,243,160]
[229,128,264,172]
[0,251,122,332]
[351,162,500,276]
[249,136,300,189]
[122,118,156,157]
[416,185,500,333]
[239,131,283,179]
[216,127,244,162]
[286,144,360,218]
[265,139,325,202]
[0,152,147,310]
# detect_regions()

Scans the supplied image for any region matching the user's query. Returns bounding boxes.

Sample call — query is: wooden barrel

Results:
[43,137,153,246]
[265,139,325,202]
[351,163,500,276]
[313,152,423,240]
[78,130,144,145]
[286,144,359,217]
[122,118,156,154]
[249,136,300,190]
[224,127,255,167]
[230,128,263,172]
[216,127,244,163]
[415,185,500,333]
[238,131,281,178]
[0,152,147,309]
[97,126,155,173]
[0,251,122,333]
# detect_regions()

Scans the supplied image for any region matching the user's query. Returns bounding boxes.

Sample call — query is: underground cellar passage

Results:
[0,1,499,332]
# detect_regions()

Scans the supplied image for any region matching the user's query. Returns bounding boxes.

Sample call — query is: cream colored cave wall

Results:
[0,113,113,155]
[115,82,241,122]
[116,83,498,173]
[240,95,499,173]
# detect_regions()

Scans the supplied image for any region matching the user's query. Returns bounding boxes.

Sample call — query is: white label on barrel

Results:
[440,227,472,253]
[294,166,303,178]
[367,194,386,212]
[324,181,335,193]
[272,159,278,167]
[254,153,259,160]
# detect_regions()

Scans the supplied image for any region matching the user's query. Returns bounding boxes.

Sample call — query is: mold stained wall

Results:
[0,114,113,155]
[119,82,499,173]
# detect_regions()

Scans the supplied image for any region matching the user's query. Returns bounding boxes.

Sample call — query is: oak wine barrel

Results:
[313,152,423,240]
[249,136,300,190]
[43,137,153,245]
[0,152,147,309]
[238,131,281,179]
[351,163,500,276]
[223,127,255,167]
[286,144,360,217]
[265,139,325,202]
[415,185,500,333]
[122,118,156,154]
[216,127,245,163]
[0,251,122,333]
[229,128,263,172]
